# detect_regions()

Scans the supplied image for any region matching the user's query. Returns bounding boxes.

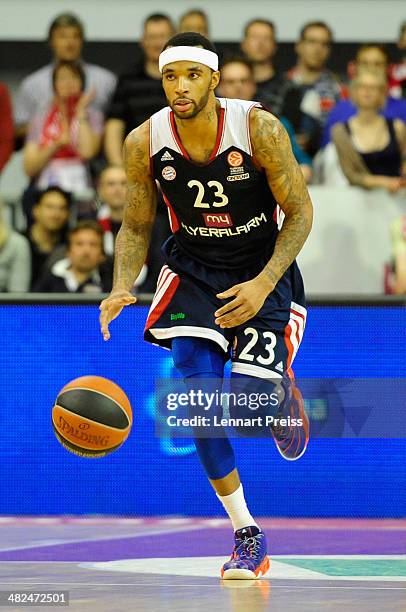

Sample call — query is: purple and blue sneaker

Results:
[221,525,270,579]
[271,377,309,461]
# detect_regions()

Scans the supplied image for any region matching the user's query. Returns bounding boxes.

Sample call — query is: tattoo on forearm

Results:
[113,218,154,290]
[251,109,313,284]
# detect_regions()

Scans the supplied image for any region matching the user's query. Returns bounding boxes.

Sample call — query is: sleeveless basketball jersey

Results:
[150,98,280,269]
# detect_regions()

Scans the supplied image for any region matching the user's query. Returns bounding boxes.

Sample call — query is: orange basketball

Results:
[52,376,132,458]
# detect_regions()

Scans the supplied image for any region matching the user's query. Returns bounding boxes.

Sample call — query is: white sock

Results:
[216,484,259,532]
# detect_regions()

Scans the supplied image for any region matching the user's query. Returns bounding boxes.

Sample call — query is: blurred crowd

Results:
[0,10,406,294]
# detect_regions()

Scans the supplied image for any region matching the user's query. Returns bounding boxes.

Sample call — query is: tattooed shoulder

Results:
[249,107,312,216]
[249,108,291,168]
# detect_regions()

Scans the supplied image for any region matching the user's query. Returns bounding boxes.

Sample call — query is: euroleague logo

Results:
[227,150,244,167]
[162,166,176,181]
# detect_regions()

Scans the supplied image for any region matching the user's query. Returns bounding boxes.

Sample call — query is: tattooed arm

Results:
[113,121,157,290]
[251,108,313,288]
[99,120,157,340]
[215,109,313,329]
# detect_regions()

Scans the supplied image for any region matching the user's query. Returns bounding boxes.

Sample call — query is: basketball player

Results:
[99,33,313,579]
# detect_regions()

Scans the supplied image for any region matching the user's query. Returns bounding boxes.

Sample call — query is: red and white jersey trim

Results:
[145,265,180,330]
[149,98,261,160]
[285,302,307,374]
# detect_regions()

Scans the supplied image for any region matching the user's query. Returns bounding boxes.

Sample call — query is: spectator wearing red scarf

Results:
[23,61,103,194]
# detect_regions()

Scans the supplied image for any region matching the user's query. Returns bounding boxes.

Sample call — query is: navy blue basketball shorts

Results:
[144,254,306,380]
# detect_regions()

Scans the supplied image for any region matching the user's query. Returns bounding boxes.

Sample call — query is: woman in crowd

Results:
[332,68,406,193]
[23,61,103,194]
[0,199,31,292]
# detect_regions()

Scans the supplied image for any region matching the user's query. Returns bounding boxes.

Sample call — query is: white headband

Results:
[159,46,219,73]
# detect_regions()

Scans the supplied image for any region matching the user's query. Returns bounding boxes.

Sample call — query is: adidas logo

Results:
[161,150,174,161]
[275,361,284,373]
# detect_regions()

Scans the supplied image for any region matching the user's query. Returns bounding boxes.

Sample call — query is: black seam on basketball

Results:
[53,424,123,457]
[59,386,130,418]
[56,389,130,429]
[52,406,130,432]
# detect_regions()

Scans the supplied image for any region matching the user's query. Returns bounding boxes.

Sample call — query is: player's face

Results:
[356,48,387,73]
[54,66,82,99]
[179,14,208,38]
[219,63,256,101]
[34,192,69,231]
[296,26,331,70]
[98,168,128,210]
[142,20,174,63]
[242,23,276,63]
[68,230,104,273]
[162,61,220,119]
[352,73,387,110]
[50,26,83,61]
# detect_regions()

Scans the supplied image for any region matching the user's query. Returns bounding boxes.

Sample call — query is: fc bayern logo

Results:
[162,166,176,180]
[227,151,243,167]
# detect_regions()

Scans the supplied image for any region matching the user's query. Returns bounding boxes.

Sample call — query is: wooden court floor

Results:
[0,517,405,611]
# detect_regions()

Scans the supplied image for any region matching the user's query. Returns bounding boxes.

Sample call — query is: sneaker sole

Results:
[221,555,270,580]
[273,401,310,461]
[274,437,308,461]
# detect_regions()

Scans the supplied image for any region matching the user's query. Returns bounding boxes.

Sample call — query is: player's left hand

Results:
[215,276,275,328]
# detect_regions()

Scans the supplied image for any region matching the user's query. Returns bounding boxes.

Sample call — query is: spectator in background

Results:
[96,166,148,286]
[104,14,174,166]
[14,12,116,142]
[178,9,209,37]
[331,69,406,193]
[323,44,406,146]
[0,199,31,292]
[288,21,344,156]
[217,58,312,182]
[0,83,14,175]
[241,19,299,118]
[96,166,127,255]
[23,61,103,194]
[34,220,112,293]
[24,187,70,289]
[389,23,406,100]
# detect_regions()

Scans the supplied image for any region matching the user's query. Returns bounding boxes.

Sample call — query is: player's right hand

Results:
[99,290,137,341]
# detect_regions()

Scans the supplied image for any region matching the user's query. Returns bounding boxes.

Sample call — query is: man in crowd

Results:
[322,44,406,146]
[96,166,148,287]
[241,19,299,118]
[14,13,117,141]
[178,9,209,37]
[104,13,174,165]
[24,187,70,289]
[34,220,112,293]
[287,21,344,155]
[96,166,127,256]
[217,57,312,182]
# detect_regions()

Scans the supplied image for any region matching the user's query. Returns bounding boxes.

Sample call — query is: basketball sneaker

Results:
[221,525,270,579]
[270,376,309,461]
